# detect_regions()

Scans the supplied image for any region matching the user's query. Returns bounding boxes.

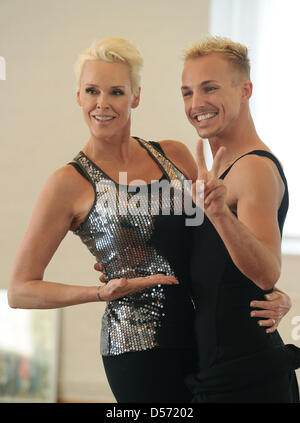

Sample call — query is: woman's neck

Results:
[83,132,135,166]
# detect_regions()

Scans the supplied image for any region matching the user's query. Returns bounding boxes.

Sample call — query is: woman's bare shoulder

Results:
[157,139,197,180]
[45,163,90,197]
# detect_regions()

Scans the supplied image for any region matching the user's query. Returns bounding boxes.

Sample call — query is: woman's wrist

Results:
[97,285,103,301]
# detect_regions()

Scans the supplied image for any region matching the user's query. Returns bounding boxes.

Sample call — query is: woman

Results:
[8,37,199,403]
[8,37,291,403]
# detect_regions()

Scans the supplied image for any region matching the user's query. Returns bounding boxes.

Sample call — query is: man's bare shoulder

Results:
[226,153,284,204]
[157,139,198,180]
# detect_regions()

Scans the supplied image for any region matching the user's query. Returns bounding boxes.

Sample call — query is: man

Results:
[96,36,291,334]
[95,36,299,402]
[96,36,298,402]
[180,36,299,402]
[182,36,289,329]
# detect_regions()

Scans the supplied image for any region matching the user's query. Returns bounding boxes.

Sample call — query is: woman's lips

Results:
[92,115,115,122]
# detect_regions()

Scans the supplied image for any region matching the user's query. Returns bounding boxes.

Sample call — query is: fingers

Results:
[204,182,226,207]
[250,309,279,333]
[94,262,103,272]
[256,318,276,327]
[141,274,179,286]
[196,139,208,178]
[99,277,129,301]
[250,300,281,333]
[257,318,278,333]
[250,299,276,310]
[100,274,179,302]
[250,297,286,318]
[99,274,107,283]
[250,306,281,320]
[119,277,129,288]
[264,291,281,301]
[196,140,226,182]
[192,179,205,209]
[94,262,107,283]
[211,146,226,178]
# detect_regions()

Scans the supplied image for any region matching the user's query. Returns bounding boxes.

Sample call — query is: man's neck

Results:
[208,113,265,169]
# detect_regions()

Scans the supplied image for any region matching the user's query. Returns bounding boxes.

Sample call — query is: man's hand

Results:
[192,139,227,218]
[94,262,179,302]
[250,290,292,333]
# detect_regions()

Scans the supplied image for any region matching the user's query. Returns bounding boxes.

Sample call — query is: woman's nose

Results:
[97,93,109,109]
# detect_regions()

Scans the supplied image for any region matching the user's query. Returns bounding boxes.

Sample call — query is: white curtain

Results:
[210,0,300,251]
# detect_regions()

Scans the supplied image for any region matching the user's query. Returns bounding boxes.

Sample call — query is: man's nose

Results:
[192,91,205,109]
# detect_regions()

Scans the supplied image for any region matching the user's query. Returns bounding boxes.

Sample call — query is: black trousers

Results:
[186,344,300,403]
[102,347,197,403]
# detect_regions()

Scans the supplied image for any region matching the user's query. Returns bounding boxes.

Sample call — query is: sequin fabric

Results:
[73,138,189,356]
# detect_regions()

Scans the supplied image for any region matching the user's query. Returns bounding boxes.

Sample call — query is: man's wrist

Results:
[207,204,232,225]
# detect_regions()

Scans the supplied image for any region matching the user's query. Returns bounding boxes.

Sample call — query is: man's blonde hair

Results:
[74,37,143,95]
[183,36,250,81]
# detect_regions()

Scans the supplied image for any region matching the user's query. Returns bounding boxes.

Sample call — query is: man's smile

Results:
[192,111,218,124]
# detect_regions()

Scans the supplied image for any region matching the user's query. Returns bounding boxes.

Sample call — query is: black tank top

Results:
[220,150,289,234]
[190,150,289,370]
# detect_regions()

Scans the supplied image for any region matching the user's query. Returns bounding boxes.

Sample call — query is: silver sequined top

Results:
[72,138,195,356]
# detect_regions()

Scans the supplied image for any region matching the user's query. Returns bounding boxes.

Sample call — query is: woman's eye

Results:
[86,87,97,94]
[112,89,124,95]
[182,91,192,97]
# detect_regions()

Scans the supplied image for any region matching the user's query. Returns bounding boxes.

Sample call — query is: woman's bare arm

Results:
[8,166,177,309]
[8,166,98,308]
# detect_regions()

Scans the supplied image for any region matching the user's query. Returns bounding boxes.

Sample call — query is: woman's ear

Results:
[76,90,81,106]
[131,87,141,109]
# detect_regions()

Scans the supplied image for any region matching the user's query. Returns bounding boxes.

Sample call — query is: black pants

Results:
[102,347,197,403]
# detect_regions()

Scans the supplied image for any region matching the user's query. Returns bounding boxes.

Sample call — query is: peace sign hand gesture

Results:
[192,139,227,219]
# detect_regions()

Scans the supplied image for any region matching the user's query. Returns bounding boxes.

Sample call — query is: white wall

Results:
[1,0,298,403]
[0,0,210,402]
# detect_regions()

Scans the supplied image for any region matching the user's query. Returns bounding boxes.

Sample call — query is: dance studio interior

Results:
[0,0,299,403]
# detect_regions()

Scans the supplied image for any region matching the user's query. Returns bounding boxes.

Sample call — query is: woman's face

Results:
[77,60,140,140]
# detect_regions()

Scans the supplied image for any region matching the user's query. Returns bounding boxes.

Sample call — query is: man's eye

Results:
[112,89,124,95]
[205,87,217,93]
[182,91,192,97]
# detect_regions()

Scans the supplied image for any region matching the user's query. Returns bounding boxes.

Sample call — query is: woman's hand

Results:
[250,290,292,333]
[94,262,107,283]
[94,262,179,301]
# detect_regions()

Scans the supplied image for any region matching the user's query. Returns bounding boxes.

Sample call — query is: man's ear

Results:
[131,87,141,109]
[241,80,253,101]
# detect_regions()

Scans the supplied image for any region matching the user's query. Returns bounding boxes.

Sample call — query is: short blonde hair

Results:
[74,37,143,95]
[183,35,250,80]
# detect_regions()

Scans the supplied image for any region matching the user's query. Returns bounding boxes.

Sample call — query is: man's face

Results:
[181,53,245,139]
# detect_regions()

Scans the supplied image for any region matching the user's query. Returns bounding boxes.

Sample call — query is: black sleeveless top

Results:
[220,150,289,235]
[187,150,300,400]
